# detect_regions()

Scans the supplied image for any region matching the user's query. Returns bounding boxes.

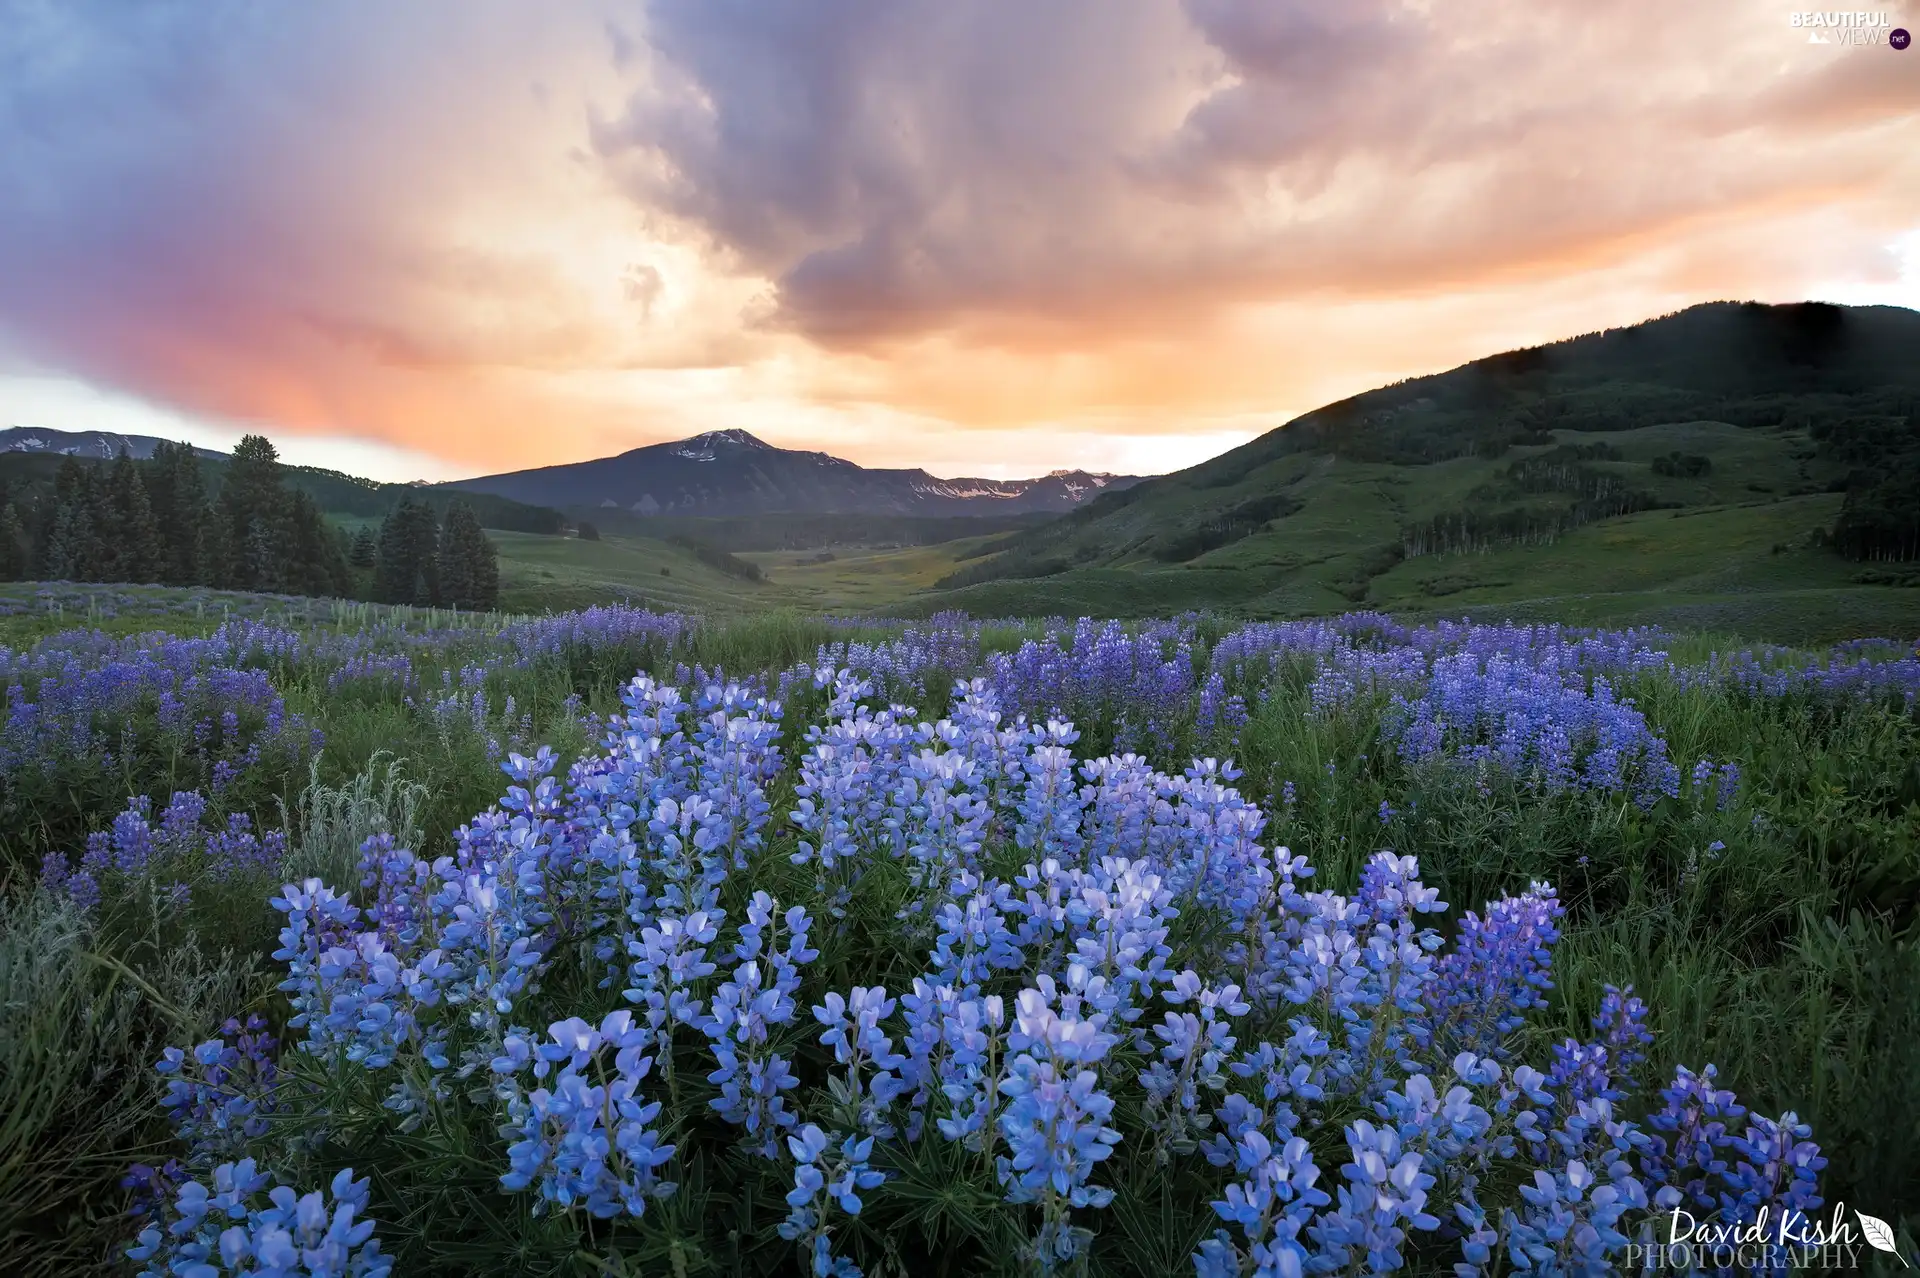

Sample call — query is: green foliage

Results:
[146,441,215,585]
[1144,491,1301,563]
[437,501,500,610]
[1651,451,1713,478]
[5,437,353,598]
[374,497,442,606]
[0,891,271,1276]
[664,533,764,582]
[0,504,26,580]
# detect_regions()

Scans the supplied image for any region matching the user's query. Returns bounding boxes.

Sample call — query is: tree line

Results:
[0,435,499,609]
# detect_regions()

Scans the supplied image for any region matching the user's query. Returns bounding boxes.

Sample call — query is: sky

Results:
[1,2,1917,484]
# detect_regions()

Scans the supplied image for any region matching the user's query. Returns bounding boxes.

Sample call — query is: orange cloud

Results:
[0,0,1914,481]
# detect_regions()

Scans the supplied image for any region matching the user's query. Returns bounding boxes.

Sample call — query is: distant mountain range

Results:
[0,426,224,460]
[445,428,1142,517]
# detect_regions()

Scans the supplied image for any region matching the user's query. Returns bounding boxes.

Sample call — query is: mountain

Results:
[0,426,225,460]
[900,301,1920,642]
[445,428,1141,517]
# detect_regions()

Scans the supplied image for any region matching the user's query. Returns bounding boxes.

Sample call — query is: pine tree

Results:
[0,504,27,580]
[470,521,499,610]
[100,450,162,582]
[349,525,377,568]
[372,504,409,604]
[438,506,475,610]
[437,501,498,610]
[242,516,278,590]
[147,441,211,586]
[372,497,441,605]
[202,500,233,589]
[37,459,103,581]
[407,503,441,606]
[280,491,352,598]
[38,500,88,581]
[220,435,286,590]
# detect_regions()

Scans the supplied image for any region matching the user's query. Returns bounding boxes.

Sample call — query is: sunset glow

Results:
[2,1,1916,481]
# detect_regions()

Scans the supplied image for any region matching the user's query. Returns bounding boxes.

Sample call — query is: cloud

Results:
[0,0,1914,481]
[597,0,1920,347]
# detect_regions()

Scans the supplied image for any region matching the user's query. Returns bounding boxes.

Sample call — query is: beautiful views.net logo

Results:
[1626,1204,1911,1271]
[1787,11,1912,45]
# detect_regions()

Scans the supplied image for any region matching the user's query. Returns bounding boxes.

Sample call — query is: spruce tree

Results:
[147,441,211,586]
[38,500,87,580]
[406,501,441,606]
[202,500,233,590]
[80,465,117,580]
[437,501,498,610]
[280,491,352,598]
[0,503,27,580]
[372,497,441,605]
[372,503,409,603]
[470,519,499,610]
[438,505,476,610]
[220,435,286,590]
[101,450,162,582]
[349,525,377,568]
[38,459,103,581]
[242,516,278,590]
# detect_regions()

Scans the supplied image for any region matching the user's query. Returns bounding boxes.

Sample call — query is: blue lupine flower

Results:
[128,1162,391,1278]
[778,1124,884,1278]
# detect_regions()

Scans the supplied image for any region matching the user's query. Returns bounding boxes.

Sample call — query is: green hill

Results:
[900,301,1920,642]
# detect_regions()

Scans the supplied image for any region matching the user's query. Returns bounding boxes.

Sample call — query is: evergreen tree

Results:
[100,450,162,582]
[219,435,286,590]
[349,525,378,568]
[438,508,475,610]
[436,501,497,610]
[280,491,352,598]
[372,497,441,605]
[470,521,499,610]
[372,504,408,603]
[36,459,103,581]
[147,441,211,586]
[0,503,27,580]
[202,500,233,590]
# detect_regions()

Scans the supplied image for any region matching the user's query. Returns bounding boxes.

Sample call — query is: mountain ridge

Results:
[0,425,226,461]
[445,428,1141,517]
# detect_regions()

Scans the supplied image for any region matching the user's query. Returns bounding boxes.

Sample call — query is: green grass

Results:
[490,530,772,614]
[490,530,997,616]
[476,498,1920,645]
[861,425,1920,641]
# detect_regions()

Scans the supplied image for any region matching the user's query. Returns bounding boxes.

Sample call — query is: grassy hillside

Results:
[896,302,1920,642]
[567,508,1053,551]
[487,529,1000,615]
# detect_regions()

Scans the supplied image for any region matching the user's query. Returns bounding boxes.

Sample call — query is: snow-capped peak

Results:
[672,428,773,461]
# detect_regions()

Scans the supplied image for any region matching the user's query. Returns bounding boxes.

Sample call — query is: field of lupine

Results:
[3,587,1919,1276]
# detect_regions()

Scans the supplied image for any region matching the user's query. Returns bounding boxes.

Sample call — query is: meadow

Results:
[2,584,1918,1276]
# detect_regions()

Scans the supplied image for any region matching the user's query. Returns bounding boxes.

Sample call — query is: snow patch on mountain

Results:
[673,429,774,461]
